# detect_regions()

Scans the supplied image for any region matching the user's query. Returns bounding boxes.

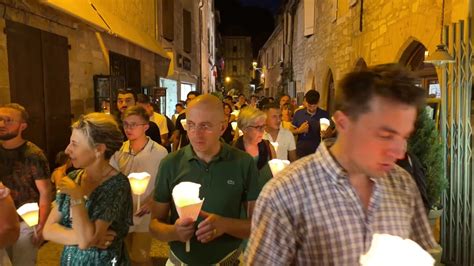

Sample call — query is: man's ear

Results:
[333,110,349,132]
[19,122,28,132]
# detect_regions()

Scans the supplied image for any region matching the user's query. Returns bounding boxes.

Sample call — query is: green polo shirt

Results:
[154,142,260,264]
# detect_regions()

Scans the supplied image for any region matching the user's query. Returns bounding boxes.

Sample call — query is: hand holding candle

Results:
[172,182,204,252]
[17,202,39,237]
[320,118,330,132]
[128,172,151,211]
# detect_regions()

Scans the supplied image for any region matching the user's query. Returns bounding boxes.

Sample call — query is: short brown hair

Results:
[122,105,150,122]
[336,64,425,120]
[71,113,123,160]
[2,103,29,123]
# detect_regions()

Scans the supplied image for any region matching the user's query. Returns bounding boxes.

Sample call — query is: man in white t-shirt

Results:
[137,94,169,147]
[262,103,297,162]
[110,106,168,265]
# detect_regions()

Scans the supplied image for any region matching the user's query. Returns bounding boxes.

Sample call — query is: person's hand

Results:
[195,211,225,243]
[321,127,333,138]
[174,217,195,242]
[57,176,82,199]
[94,230,117,249]
[31,224,45,247]
[298,121,309,134]
[135,199,153,217]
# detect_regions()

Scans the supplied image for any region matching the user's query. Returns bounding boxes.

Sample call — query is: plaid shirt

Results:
[245,143,437,265]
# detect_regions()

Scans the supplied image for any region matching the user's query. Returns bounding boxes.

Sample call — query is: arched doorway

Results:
[326,69,335,115]
[354,58,368,71]
[399,41,440,98]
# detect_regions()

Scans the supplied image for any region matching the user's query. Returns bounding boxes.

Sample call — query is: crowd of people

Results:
[0,64,437,265]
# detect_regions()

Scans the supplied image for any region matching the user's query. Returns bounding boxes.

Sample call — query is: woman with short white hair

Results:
[233,107,276,188]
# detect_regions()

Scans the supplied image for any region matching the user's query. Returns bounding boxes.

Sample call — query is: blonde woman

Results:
[233,107,276,188]
[44,113,133,265]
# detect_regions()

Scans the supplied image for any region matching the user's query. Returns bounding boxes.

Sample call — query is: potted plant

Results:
[407,106,447,265]
[408,107,448,215]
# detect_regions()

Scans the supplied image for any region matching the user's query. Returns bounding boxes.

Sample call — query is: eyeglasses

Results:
[187,123,216,132]
[0,116,20,126]
[247,125,266,132]
[123,122,147,129]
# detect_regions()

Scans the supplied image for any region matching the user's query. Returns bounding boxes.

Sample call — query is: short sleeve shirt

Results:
[0,141,51,208]
[110,138,168,232]
[151,112,169,135]
[263,127,296,160]
[154,143,260,264]
[292,107,330,144]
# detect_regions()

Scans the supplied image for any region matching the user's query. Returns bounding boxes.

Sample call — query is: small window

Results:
[233,46,237,53]
[232,65,237,73]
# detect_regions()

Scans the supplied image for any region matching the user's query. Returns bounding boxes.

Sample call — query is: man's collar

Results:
[183,142,230,162]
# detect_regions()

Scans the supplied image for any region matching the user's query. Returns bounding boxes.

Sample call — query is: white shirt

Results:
[0,249,11,266]
[263,127,296,160]
[110,138,168,232]
[151,112,169,135]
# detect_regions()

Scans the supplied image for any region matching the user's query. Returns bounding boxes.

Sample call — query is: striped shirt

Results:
[245,143,437,265]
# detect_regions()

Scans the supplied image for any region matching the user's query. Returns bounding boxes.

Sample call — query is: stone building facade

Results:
[0,0,216,166]
[222,35,253,96]
[262,0,469,108]
[258,24,284,97]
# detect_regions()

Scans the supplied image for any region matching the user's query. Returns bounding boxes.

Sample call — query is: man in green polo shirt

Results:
[150,94,260,265]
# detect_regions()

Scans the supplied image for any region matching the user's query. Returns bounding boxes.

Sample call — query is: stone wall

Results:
[0,0,166,118]
[291,0,469,110]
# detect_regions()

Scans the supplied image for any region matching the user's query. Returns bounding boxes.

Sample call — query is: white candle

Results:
[172,182,205,253]
[181,119,187,131]
[128,172,151,196]
[17,202,39,227]
[320,118,330,131]
[268,159,290,176]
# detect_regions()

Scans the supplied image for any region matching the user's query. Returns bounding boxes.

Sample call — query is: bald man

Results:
[150,94,260,265]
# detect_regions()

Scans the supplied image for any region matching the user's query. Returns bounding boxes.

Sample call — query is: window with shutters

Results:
[162,0,174,41]
[183,9,192,53]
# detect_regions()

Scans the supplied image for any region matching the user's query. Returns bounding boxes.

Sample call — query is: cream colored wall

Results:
[291,0,469,110]
[0,0,163,117]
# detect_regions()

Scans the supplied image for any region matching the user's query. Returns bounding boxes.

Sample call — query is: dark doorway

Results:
[6,20,71,169]
[109,51,141,90]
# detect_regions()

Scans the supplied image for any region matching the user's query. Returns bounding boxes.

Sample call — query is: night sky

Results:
[215,0,281,58]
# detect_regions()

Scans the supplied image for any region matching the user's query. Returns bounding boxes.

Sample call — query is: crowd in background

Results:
[0,64,437,265]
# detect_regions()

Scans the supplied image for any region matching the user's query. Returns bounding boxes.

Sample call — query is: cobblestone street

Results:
[37,239,169,265]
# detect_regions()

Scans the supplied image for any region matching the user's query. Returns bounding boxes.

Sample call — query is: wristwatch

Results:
[70,198,84,207]
[0,182,11,200]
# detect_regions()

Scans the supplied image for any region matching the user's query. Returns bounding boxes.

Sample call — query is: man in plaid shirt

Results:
[245,64,438,265]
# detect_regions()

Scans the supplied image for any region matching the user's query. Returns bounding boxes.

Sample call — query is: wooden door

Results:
[6,20,71,168]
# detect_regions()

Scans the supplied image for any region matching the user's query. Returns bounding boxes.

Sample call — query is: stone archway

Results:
[325,69,335,115]
[354,58,368,71]
[398,40,439,98]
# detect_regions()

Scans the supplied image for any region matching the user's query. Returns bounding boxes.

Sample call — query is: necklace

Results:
[129,138,149,155]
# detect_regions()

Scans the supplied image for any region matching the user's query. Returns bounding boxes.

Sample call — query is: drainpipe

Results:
[198,0,204,93]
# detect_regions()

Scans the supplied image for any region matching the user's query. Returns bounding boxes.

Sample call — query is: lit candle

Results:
[17,202,39,237]
[172,182,204,252]
[268,159,290,176]
[320,118,330,131]
[181,119,187,131]
[360,234,435,266]
[231,121,238,131]
[128,172,151,210]
[231,110,240,118]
